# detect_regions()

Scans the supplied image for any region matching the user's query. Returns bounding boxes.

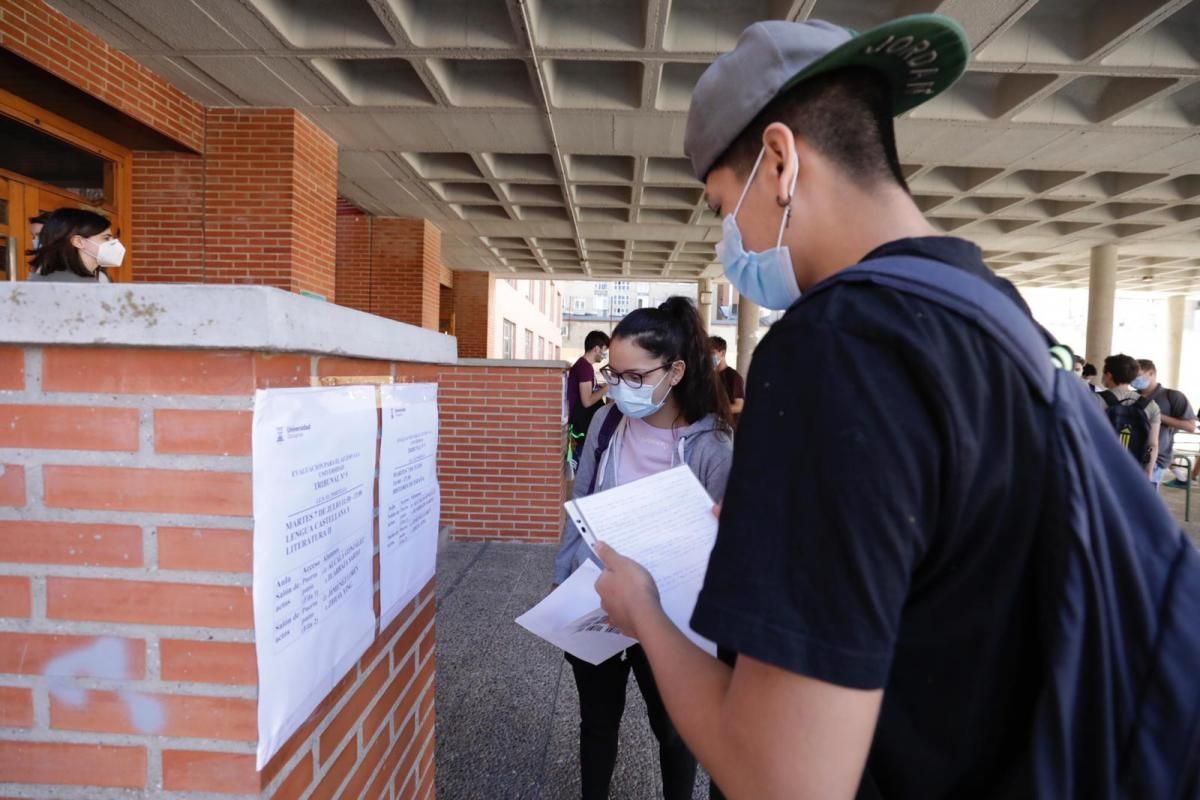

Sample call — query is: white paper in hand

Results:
[515,561,636,665]
[565,465,719,655]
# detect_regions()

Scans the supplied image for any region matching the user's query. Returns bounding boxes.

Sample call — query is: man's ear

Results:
[761,122,799,205]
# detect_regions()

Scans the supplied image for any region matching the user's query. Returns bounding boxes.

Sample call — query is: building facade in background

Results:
[495,279,563,361]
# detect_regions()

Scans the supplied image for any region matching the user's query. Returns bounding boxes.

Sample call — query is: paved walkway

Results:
[435,490,1199,799]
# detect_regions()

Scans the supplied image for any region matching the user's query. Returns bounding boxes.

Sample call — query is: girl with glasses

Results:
[552,296,734,800]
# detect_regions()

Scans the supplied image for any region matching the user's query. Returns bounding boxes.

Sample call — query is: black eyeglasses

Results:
[599,364,671,389]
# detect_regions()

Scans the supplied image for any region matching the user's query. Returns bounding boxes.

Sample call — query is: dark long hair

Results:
[28,208,110,278]
[612,296,733,432]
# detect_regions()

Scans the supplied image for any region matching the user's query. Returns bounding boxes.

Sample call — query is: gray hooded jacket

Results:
[552,403,733,584]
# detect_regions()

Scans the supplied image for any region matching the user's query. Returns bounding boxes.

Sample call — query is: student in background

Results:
[1136,358,1196,487]
[709,336,745,422]
[566,331,611,460]
[1096,354,1160,481]
[29,212,48,250]
[554,298,733,800]
[27,208,123,283]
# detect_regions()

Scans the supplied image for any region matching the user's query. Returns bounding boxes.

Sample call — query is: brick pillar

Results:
[133,110,337,297]
[367,219,442,330]
[204,109,337,299]
[335,210,372,313]
[452,271,495,358]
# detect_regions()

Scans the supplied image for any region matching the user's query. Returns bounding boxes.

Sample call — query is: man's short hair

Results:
[712,67,907,191]
[1137,358,1157,373]
[584,331,611,352]
[1104,354,1140,386]
[1082,363,1098,379]
[709,335,727,353]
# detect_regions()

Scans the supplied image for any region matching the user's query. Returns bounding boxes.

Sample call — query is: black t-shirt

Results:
[693,237,1048,798]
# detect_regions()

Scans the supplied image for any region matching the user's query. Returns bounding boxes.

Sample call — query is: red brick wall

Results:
[0,0,204,152]
[366,219,442,330]
[452,271,495,359]
[131,110,338,297]
[389,362,566,542]
[0,345,436,798]
[131,151,205,283]
[336,213,373,312]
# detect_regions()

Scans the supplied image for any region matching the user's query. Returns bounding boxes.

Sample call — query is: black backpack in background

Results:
[1099,391,1154,464]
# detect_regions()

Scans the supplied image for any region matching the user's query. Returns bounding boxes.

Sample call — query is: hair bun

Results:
[657,296,695,318]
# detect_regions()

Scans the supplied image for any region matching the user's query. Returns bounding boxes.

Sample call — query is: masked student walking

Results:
[553,297,733,800]
[594,14,1200,800]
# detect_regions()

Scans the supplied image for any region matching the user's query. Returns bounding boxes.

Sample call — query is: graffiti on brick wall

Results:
[44,637,165,733]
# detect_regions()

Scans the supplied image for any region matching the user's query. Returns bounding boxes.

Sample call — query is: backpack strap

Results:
[587,406,624,495]
[1100,390,1119,408]
[1134,396,1152,411]
[806,256,1055,402]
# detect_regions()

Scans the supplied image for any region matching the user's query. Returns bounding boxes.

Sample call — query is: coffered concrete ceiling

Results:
[48,0,1200,291]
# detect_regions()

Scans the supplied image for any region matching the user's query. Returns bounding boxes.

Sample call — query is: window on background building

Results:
[506,279,518,289]
[555,345,561,360]
[616,280,631,291]
[613,295,630,316]
[573,297,586,313]
[526,281,535,303]
[594,295,609,313]
[538,336,545,358]
[502,319,515,359]
[637,296,649,308]
[525,329,534,359]
[595,282,608,293]
[637,282,650,293]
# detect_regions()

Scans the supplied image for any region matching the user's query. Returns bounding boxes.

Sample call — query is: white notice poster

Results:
[252,385,378,769]
[379,383,440,630]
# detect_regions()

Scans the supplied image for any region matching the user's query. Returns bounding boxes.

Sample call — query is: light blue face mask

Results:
[712,354,721,367]
[1132,376,1151,391]
[716,146,802,311]
[608,368,672,419]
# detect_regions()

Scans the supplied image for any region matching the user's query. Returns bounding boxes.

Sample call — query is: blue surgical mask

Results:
[608,369,672,419]
[712,354,721,367]
[1132,376,1151,391]
[716,147,801,311]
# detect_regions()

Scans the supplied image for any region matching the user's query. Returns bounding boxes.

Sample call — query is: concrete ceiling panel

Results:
[665,0,792,52]
[657,63,708,111]
[526,0,650,50]
[386,0,519,48]
[910,72,1059,121]
[1114,81,1200,128]
[572,185,633,205]
[544,60,644,109]
[577,207,632,223]
[484,153,558,181]
[642,186,703,206]
[1013,75,1178,124]
[432,182,500,203]
[426,59,538,108]
[133,56,241,106]
[403,152,485,180]
[1102,2,1200,69]
[503,184,566,204]
[247,0,395,48]
[565,155,636,183]
[312,58,434,106]
[187,56,312,106]
[977,0,1176,63]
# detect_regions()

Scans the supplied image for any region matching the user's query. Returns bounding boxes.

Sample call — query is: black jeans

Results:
[566,646,698,800]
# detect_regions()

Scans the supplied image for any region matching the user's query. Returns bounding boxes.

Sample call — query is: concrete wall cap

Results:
[456,358,567,369]
[0,283,458,364]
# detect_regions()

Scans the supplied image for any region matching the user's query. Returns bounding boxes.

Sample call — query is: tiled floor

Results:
[435,491,1198,799]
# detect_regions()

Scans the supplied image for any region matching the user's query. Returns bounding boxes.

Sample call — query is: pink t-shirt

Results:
[616,416,678,485]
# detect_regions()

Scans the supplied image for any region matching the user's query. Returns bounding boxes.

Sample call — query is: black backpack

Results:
[809,255,1200,799]
[1099,391,1154,464]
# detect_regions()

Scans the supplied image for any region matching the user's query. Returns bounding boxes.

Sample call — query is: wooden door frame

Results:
[0,87,134,282]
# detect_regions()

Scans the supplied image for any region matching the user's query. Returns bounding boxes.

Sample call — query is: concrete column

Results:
[1165,294,1186,389]
[1085,244,1118,365]
[736,294,760,375]
[697,279,713,332]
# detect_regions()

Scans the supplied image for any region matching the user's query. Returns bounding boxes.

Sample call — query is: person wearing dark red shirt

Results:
[709,336,745,420]
[566,330,611,455]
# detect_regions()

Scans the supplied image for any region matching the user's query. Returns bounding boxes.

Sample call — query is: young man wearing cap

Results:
[595,15,1059,799]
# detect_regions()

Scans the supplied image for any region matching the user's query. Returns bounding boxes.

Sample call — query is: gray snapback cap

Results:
[684,14,970,181]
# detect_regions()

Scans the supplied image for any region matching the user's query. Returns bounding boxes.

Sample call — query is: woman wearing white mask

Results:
[552,296,734,800]
[27,208,125,283]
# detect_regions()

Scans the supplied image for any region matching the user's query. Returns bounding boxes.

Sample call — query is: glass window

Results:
[613,295,630,316]
[573,297,586,312]
[555,345,561,360]
[594,295,609,313]
[616,280,630,291]
[502,319,515,359]
[537,336,545,358]
[524,329,534,359]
